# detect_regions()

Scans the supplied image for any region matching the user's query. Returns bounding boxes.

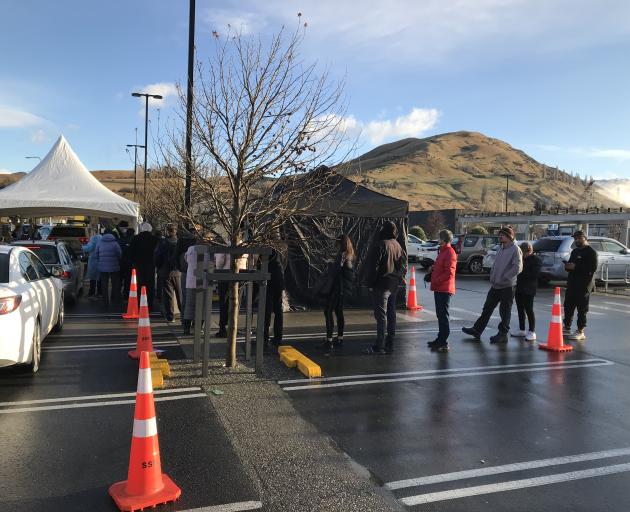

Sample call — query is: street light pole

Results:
[184,0,196,211]
[131,92,163,201]
[126,142,145,201]
[25,156,41,162]
[503,173,514,212]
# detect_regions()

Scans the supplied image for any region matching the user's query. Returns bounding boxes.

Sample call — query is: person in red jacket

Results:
[426,229,457,352]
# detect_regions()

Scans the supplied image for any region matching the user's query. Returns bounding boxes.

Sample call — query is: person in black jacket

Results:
[510,241,542,341]
[365,221,406,355]
[321,235,355,353]
[264,248,285,348]
[128,222,159,311]
[563,230,598,341]
[154,223,182,323]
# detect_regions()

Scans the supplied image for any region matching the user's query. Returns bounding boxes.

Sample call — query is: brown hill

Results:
[341,131,618,211]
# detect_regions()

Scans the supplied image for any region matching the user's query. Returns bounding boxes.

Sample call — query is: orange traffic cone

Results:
[407,266,423,311]
[122,269,139,320]
[109,351,181,511]
[129,287,155,359]
[539,287,573,352]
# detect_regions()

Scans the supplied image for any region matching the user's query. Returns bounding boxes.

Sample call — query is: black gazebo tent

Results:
[281,170,409,308]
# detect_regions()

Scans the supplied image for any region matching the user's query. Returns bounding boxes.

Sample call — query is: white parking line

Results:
[0,387,202,407]
[604,301,630,307]
[281,360,613,391]
[399,463,630,506]
[180,501,263,511]
[386,446,630,489]
[277,359,608,385]
[44,341,177,352]
[589,304,630,314]
[0,392,207,414]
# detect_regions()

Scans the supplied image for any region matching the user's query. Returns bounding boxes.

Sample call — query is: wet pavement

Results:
[1,275,630,511]
[0,300,261,512]
[274,276,630,510]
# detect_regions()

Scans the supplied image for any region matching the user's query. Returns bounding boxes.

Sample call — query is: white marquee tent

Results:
[0,135,139,224]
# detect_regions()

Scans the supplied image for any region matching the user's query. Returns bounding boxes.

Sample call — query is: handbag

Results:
[423,272,431,283]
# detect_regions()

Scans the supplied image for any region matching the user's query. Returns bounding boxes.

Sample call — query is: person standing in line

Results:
[563,230,598,341]
[365,221,406,355]
[154,223,182,323]
[182,240,207,336]
[511,241,542,341]
[95,229,122,306]
[426,229,457,353]
[214,250,231,337]
[321,235,355,353]
[462,226,523,344]
[264,248,286,349]
[119,227,135,299]
[82,230,103,298]
[128,222,159,311]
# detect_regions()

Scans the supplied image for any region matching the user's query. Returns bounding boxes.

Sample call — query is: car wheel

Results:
[28,320,42,373]
[53,295,64,332]
[468,258,484,274]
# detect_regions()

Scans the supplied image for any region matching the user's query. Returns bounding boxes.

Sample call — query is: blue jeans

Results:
[434,292,452,344]
[373,288,398,349]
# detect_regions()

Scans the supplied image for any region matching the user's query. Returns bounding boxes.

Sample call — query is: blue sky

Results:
[2,0,630,180]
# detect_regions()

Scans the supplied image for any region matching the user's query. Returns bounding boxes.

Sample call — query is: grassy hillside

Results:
[340,131,619,211]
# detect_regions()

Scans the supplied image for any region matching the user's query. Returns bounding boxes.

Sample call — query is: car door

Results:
[602,240,630,280]
[27,252,57,333]
[65,244,83,286]
[586,240,608,279]
[18,251,42,333]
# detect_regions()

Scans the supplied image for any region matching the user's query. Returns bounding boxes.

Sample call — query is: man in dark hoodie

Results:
[128,222,159,311]
[365,221,406,355]
[154,223,182,323]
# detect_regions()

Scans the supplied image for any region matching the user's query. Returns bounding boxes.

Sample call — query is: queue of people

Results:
[79,220,597,353]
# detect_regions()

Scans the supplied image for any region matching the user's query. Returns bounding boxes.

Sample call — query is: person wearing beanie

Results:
[128,221,159,310]
[462,226,523,344]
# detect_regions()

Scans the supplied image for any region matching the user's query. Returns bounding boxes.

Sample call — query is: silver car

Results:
[11,240,84,302]
[534,236,630,283]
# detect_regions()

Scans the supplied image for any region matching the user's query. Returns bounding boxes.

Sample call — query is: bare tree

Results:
[152,22,348,367]
[425,211,447,238]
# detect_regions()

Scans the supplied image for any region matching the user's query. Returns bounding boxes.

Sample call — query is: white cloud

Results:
[203,1,630,66]
[0,169,13,174]
[31,129,49,144]
[586,148,630,161]
[203,9,264,36]
[339,108,440,145]
[528,144,630,162]
[133,82,178,111]
[0,105,45,128]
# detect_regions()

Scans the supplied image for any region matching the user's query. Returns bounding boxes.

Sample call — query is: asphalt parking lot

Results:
[1,274,630,511]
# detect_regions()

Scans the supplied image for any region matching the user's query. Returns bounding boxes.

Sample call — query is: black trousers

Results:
[515,292,535,331]
[324,295,345,339]
[159,271,182,321]
[264,287,284,344]
[217,281,229,331]
[473,286,515,334]
[100,272,121,306]
[434,292,452,344]
[564,287,591,331]
[136,265,156,311]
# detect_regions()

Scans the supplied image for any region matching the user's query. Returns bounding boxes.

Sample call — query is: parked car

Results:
[0,245,64,373]
[417,240,440,269]
[407,234,425,262]
[47,223,90,257]
[11,240,84,302]
[534,235,630,283]
[453,234,500,274]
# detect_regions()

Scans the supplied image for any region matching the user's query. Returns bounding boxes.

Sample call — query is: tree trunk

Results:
[226,279,239,368]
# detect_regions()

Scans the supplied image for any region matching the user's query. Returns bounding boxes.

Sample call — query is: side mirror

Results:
[51,266,64,278]
[622,248,629,255]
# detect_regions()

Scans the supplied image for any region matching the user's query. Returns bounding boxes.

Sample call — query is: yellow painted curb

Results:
[296,357,321,378]
[151,368,164,389]
[149,352,171,377]
[280,349,299,368]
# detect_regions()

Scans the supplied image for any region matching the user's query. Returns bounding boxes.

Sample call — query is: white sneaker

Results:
[525,331,537,341]
[510,330,526,337]
[566,330,586,341]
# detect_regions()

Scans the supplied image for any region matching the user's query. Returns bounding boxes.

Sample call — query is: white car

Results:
[482,241,523,272]
[407,234,425,262]
[417,240,440,269]
[0,245,64,373]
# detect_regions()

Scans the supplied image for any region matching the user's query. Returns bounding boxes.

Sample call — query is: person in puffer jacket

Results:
[95,230,122,306]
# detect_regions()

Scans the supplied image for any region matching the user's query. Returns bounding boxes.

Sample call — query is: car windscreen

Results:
[533,239,563,252]
[26,246,60,264]
[0,254,8,282]
[49,226,86,237]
